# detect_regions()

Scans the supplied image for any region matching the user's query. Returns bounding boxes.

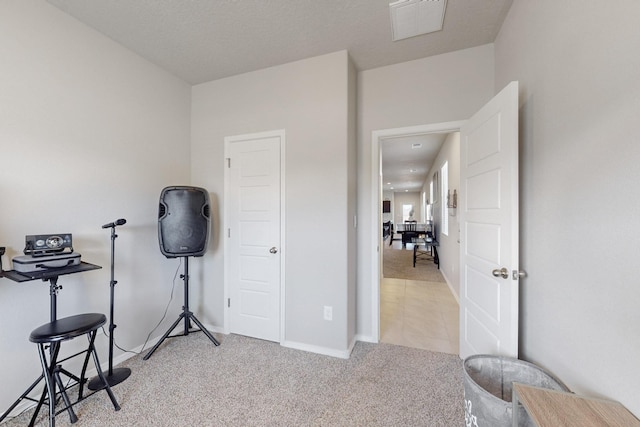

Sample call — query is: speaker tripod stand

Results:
[143,256,219,360]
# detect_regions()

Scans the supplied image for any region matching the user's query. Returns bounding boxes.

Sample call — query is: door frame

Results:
[370,121,466,342]
[223,129,286,342]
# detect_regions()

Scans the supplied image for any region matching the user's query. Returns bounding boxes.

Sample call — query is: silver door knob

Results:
[492,267,509,279]
[269,247,278,254]
[512,270,527,280]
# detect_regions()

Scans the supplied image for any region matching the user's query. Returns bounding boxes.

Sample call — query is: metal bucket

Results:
[463,355,569,427]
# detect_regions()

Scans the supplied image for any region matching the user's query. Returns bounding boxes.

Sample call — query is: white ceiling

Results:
[381,133,447,193]
[46,0,512,85]
[46,0,512,191]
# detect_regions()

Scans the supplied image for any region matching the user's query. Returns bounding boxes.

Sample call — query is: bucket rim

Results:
[463,354,570,398]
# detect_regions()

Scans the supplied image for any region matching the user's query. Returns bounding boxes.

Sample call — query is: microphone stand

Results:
[88,220,131,389]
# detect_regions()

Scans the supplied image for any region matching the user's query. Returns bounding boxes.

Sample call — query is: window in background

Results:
[430,180,434,205]
[441,162,448,235]
[429,180,434,220]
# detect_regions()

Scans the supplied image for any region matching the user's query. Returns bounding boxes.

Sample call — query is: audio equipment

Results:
[88,218,131,389]
[158,186,211,258]
[102,218,126,229]
[143,255,220,360]
[13,252,81,274]
[24,234,73,257]
[144,186,219,360]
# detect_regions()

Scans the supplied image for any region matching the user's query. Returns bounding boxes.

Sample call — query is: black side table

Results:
[2,262,101,322]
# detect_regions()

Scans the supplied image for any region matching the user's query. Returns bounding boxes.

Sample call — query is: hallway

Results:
[380,239,459,354]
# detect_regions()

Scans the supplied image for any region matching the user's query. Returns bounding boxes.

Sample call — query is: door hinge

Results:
[227,298,230,308]
[226,158,231,168]
[227,228,231,238]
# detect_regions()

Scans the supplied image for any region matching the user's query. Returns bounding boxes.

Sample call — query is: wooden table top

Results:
[513,383,640,427]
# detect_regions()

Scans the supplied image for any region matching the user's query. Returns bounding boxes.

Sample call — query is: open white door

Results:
[459,81,520,359]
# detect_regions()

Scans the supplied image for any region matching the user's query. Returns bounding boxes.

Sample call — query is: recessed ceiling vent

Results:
[411,143,423,149]
[389,0,447,42]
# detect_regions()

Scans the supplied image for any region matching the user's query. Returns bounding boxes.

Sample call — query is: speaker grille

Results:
[158,186,211,258]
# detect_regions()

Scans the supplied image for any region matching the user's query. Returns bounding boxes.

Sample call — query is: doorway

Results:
[372,82,520,358]
[371,121,465,351]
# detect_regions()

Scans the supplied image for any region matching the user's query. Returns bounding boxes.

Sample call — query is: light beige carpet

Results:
[383,243,444,282]
[3,333,464,426]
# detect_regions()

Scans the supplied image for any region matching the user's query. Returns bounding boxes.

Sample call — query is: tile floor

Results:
[380,242,460,354]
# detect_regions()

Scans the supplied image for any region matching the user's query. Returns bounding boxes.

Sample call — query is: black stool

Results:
[29,313,121,426]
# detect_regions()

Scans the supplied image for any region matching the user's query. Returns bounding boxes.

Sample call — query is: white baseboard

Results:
[280,340,353,359]
[354,333,378,344]
[440,269,460,304]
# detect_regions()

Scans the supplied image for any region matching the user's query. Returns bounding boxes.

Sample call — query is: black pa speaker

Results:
[158,186,211,258]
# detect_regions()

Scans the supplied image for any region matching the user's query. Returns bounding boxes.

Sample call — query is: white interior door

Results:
[225,130,283,342]
[459,81,520,359]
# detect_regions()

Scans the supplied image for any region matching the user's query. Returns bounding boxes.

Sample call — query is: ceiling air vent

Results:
[389,0,447,42]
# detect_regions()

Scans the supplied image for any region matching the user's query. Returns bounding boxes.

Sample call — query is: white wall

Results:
[191,51,356,355]
[0,0,192,414]
[357,45,495,340]
[424,132,460,299]
[495,0,640,416]
[392,192,421,223]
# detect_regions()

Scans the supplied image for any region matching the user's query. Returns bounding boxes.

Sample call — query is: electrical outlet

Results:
[323,306,333,321]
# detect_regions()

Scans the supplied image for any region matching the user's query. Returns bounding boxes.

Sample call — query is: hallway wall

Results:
[424,132,460,299]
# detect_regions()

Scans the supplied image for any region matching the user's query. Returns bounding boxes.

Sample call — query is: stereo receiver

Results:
[24,234,73,257]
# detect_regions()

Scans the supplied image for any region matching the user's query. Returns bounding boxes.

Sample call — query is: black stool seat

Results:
[30,313,106,343]
[27,313,120,426]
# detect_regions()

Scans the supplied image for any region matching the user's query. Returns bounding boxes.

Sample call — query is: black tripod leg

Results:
[143,312,186,360]
[188,313,220,346]
[0,374,43,423]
